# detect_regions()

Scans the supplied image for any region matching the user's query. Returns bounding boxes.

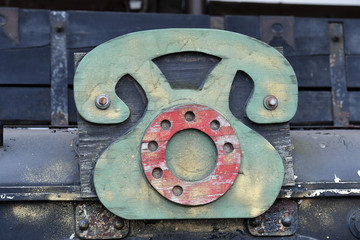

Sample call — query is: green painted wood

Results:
[73,29,298,219]
[74,29,297,125]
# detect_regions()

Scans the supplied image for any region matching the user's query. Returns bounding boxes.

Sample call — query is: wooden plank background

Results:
[0,9,359,125]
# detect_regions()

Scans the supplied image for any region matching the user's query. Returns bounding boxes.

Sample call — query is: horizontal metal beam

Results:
[1,128,360,201]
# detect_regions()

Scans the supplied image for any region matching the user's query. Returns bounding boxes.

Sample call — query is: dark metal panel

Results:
[0,87,50,122]
[67,11,210,49]
[344,19,360,54]
[69,89,77,124]
[0,47,50,85]
[349,91,360,123]
[225,16,329,56]
[346,55,360,88]
[0,8,19,45]
[224,16,260,39]
[291,130,360,183]
[0,128,79,186]
[297,198,360,240]
[50,11,69,126]
[294,18,329,56]
[18,9,50,48]
[287,55,330,87]
[0,8,50,49]
[328,22,349,126]
[291,91,333,124]
[0,202,76,240]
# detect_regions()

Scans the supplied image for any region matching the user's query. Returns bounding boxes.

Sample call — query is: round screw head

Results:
[95,94,111,110]
[331,34,340,42]
[281,215,292,227]
[264,95,278,110]
[54,23,65,33]
[78,218,89,231]
[113,217,125,230]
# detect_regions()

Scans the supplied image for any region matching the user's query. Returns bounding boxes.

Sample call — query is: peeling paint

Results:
[334,174,341,183]
[310,189,360,197]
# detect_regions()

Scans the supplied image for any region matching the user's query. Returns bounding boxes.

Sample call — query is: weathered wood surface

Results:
[74,29,296,218]
[2,10,360,126]
[78,70,296,199]
[292,91,333,124]
[0,87,50,123]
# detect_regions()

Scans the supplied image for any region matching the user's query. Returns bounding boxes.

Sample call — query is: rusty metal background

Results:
[248,199,298,236]
[76,202,129,239]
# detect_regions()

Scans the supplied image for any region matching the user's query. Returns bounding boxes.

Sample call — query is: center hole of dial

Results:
[165,129,218,182]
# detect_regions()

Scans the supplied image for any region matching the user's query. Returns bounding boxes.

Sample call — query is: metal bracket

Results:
[247,199,298,236]
[349,209,360,239]
[328,22,350,127]
[76,202,129,239]
[260,16,295,53]
[50,11,69,126]
[0,8,19,44]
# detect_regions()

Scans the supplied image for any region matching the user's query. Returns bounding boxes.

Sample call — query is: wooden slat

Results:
[344,19,360,54]
[346,55,360,88]
[294,18,329,56]
[67,11,210,49]
[225,17,330,56]
[0,87,50,122]
[0,47,50,85]
[291,91,333,124]
[224,16,261,39]
[287,55,330,87]
[0,9,50,50]
[349,91,360,123]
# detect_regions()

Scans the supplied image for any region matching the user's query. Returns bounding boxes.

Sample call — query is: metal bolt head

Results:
[264,95,278,110]
[95,94,111,110]
[281,215,292,227]
[78,218,89,231]
[331,34,341,42]
[249,217,260,227]
[54,24,65,33]
[349,210,360,237]
[113,217,125,230]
